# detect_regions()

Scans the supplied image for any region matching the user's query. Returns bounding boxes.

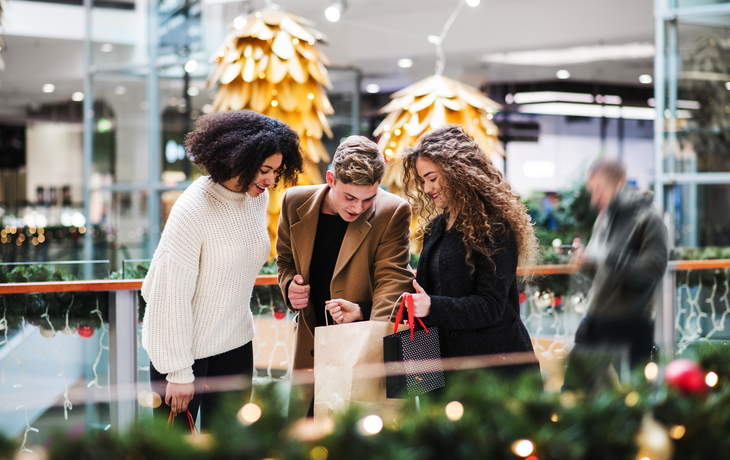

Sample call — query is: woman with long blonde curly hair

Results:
[401,124,539,380]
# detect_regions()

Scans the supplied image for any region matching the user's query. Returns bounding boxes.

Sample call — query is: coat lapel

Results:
[289,185,328,338]
[290,185,328,283]
[331,196,376,288]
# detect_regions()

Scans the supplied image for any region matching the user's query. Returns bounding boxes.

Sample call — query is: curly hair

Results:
[185,110,303,190]
[401,124,539,274]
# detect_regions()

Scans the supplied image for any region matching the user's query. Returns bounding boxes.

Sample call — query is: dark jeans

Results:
[563,315,653,392]
[150,341,253,430]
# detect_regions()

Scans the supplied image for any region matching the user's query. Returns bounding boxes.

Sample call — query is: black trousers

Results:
[150,341,254,430]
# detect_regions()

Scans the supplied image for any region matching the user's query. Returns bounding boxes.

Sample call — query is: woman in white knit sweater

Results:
[142,110,303,429]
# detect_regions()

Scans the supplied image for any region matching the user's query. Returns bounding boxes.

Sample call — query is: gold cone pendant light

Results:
[208,8,334,258]
[375,75,503,196]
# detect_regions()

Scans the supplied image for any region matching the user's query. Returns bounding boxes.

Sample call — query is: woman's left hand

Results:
[411,280,431,317]
[326,299,363,324]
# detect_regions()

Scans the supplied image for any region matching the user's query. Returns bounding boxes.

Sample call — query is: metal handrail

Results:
[1,260,728,295]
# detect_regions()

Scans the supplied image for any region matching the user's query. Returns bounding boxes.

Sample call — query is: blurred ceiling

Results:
[0,0,658,117]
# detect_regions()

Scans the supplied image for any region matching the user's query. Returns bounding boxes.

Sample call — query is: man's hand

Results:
[325,299,363,324]
[411,280,431,317]
[572,246,588,268]
[165,381,195,415]
[288,274,310,310]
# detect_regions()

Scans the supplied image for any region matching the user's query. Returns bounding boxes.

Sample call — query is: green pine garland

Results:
[0,264,108,332]
[6,344,726,460]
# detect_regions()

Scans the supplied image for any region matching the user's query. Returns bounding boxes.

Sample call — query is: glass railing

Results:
[2,259,730,446]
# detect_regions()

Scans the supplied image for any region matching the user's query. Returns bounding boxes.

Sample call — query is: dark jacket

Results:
[417,215,538,375]
[581,188,668,321]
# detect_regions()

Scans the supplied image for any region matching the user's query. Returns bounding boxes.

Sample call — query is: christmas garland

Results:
[0,343,724,460]
[0,264,108,337]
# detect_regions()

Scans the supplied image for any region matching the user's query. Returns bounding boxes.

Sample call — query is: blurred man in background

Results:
[565,159,668,390]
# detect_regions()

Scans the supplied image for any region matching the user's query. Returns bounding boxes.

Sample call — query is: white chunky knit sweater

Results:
[141,176,270,383]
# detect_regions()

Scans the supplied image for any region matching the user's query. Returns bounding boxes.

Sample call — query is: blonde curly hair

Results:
[401,124,539,274]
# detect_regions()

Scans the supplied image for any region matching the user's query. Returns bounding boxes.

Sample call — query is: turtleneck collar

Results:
[200,176,251,204]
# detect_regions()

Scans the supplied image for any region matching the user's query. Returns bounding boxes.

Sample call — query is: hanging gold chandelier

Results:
[376,75,503,196]
[207,8,334,257]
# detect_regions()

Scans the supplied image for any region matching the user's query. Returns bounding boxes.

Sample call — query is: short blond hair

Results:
[332,136,384,186]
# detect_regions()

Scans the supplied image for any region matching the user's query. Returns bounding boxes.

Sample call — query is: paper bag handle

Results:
[393,293,428,339]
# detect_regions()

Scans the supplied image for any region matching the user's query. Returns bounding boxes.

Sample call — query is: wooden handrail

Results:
[1,260,729,295]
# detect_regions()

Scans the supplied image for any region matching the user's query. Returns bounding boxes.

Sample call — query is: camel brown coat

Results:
[276,184,414,418]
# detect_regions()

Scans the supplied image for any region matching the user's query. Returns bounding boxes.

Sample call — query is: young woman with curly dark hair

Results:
[142,110,303,429]
[400,124,540,382]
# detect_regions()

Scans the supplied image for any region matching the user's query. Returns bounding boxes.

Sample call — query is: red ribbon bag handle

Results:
[167,409,197,435]
[393,293,429,340]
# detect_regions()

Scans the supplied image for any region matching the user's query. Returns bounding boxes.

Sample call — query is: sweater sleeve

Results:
[427,231,517,330]
[141,203,203,384]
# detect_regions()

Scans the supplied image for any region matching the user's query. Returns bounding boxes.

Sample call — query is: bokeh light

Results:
[238,403,262,425]
[512,439,534,457]
[445,401,464,421]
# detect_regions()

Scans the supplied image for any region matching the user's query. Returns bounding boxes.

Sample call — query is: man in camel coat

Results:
[276,136,413,419]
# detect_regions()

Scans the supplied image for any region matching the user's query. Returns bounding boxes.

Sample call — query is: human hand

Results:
[572,246,587,267]
[165,381,195,415]
[288,275,310,310]
[325,299,363,324]
[411,280,431,317]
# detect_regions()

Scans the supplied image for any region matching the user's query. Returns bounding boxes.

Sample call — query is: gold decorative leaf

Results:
[266,53,289,84]
[288,55,308,84]
[272,30,296,60]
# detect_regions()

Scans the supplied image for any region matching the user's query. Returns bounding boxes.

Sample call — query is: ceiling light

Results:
[42,84,55,93]
[114,86,127,95]
[647,98,700,109]
[639,74,653,84]
[325,1,346,22]
[184,60,198,73]
[366,83,380,94]
[398,58,413,69]
[465,0,480,6]
[233,16,247,30]
[100,43,114,53]
[482,42,655,66]
[556,70,570,79]
[512,91,594,104]
[427,35,442,45]
[726,82,730,90]
[517,102,691,120]
[187,87,200,96]
[71,92,84,102]
[595,95,622,105]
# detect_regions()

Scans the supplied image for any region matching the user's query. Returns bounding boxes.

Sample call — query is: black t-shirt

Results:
[309,212,350,328]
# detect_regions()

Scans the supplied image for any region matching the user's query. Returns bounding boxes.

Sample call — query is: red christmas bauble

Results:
[519,292,527,304]
[551,296,562,307]
[273,309,286,320]
[665,358,706,394]
[77,325,94,338]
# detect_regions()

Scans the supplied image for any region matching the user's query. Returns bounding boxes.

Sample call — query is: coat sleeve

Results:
[369,200,415,322]
[276,190,298,312]
[141,204,202,384]
[603,212,668,290]
[427,233,518,330]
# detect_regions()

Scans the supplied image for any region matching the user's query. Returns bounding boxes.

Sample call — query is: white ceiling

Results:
[0,0,657,117]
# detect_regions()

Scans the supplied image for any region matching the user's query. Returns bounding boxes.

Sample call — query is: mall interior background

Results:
[3,0,714,271]
[1,0,730,446]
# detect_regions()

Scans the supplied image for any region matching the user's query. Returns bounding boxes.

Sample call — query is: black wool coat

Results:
[417,215,539,376]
